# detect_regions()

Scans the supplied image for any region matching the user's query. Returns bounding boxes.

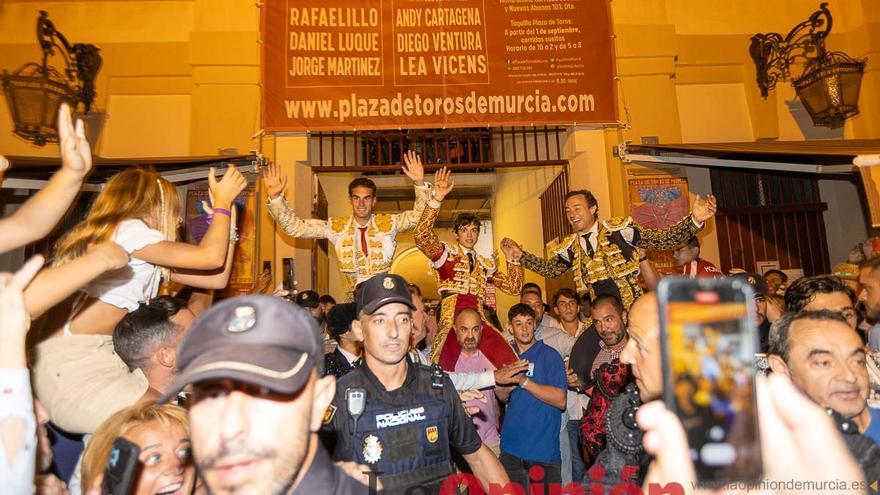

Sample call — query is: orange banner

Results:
[261,0,618,131]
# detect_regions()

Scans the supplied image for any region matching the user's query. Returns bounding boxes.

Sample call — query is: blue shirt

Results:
[500,340,567,463]
[864,407,880,446]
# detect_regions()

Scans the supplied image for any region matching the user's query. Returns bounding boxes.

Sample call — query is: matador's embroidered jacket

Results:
[521,215,702,311]
[414,199,520,369]
[267,183,432,298]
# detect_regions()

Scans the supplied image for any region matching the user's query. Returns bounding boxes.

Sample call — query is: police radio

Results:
[346,388,366,436]
[346,388,366,416]
[431,364,445,390]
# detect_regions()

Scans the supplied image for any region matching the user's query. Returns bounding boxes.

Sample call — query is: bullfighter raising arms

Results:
[262,151,432,299]
[414,166,520,369]
[504,189,717,311]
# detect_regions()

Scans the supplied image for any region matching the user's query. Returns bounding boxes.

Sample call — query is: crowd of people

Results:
[1,106,879,495]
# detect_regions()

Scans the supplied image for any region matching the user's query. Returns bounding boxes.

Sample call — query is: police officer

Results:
[324,274,510,494]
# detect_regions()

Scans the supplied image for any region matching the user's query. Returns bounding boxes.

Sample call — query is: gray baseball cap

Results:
[160,295,323,402]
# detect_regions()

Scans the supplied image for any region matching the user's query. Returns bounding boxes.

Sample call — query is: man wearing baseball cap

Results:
[162,295,367,494]
[296,289,324,322]
[324,273,510,493]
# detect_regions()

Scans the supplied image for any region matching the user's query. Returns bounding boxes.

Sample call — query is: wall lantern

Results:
[750,3,867,129]
[2,11,102,146]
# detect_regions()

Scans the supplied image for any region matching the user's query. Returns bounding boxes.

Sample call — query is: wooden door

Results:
[710,169,831,276]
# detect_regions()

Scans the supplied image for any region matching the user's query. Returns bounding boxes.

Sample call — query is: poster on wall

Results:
[185,187,259,297]
[261,0,618,130]
[627,175,690,276]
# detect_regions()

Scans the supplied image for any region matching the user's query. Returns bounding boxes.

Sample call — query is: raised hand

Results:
[57,103,92,180]
[254,269,272,294]
[0,255,44,367]
[501,238,523,260]
[690,194,717,224]
[87,242,130,271]
[432,167,454,202]
[402,150,425,185]
[262,161,288,200]
[209,165,248,209]
[501,238,522,262]
[637,374,865,495]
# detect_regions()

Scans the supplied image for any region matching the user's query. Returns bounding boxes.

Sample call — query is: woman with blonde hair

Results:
[33,165,247,434]
[81,403,196,495]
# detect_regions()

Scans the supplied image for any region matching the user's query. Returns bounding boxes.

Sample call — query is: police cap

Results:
[160,295,322,402]
[356,274,416,316]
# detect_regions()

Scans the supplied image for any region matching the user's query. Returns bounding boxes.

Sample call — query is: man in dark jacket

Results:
[324,302,360,378]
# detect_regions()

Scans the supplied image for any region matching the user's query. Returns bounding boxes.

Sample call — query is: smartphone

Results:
[262,260,272,273]
[101,437,141,495]
[658,277,763,487]
[282,257,295,291]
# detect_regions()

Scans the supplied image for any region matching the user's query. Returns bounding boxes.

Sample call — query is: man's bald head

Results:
[628,293,660,341]
[620,293,663,401]
[454,307,484,354]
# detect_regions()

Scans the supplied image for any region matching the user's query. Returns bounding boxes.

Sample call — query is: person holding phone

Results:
[496,304,567,492]
[81,403,196,495]
[263,151,431,300]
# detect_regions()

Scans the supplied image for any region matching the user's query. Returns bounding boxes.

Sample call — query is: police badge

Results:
[362,434,383,463]
[227,306,257,333]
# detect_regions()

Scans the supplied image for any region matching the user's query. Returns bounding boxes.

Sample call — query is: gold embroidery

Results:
[374,214,393,233]
[602,216,632,232]
[331,216,349,234]
[637,215,702,251]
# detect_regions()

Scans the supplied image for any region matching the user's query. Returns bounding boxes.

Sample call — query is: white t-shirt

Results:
[83,219,165,311]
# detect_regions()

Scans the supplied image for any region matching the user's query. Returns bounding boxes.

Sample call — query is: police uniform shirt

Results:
[324,361,482,493]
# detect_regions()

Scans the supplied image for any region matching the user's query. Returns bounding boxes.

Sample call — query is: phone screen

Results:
[659,277,762,486]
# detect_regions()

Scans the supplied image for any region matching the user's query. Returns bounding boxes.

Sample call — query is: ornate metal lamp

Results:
[2,11,102,146]
[750,3,867,129]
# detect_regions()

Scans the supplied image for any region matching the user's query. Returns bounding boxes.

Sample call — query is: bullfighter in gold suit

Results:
[503,189,717,310]
[414,167,520,369]
[262,152,431,299]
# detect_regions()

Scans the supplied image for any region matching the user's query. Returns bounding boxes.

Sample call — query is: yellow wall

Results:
[2,0,878,301]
